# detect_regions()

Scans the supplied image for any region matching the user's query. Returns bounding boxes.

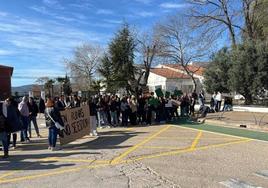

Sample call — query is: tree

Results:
[35,76,49,90]
[188,0,241,47]
[253,0,268,40]
[44,79,55,97]
[188,0,268,46]
[65,43,103,90]
[90,80,104,95]
[228,40,268,104]
[108,23,136,93]
[136,30,163,90]
[62,74,72,96]
[204,48,232,93]
[156,14,211,91]
[98,54,116,93]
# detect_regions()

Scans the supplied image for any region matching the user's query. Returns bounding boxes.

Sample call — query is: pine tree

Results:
[108,24,136,93]
[98,54,116,93]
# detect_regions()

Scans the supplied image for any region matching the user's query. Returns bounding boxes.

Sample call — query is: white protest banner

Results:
[59,105,90,145]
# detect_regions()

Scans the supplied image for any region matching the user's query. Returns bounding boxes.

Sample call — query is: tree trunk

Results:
[244,94,253,105]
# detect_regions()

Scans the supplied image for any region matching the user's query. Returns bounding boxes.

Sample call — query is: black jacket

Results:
[0,103,7,133]
[28,102,39,117]
[45,107,64,128]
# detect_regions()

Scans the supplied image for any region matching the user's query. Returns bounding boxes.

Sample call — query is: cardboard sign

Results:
[59,105,90,145]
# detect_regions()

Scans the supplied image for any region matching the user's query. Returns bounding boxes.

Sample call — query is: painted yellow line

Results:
[0,163,110,184]
[125,138,252,163]
[110,125,171,164]
[40,157,110,164]
[0,163,38,180]
[190,131,203,150]
[126,128,134,131]
[169,124,247,140]
[136,136,238,140]
[0,138,251,185]
[141,146,187,150]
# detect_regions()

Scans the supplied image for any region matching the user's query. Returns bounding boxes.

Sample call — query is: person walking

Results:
[45,98,64,151]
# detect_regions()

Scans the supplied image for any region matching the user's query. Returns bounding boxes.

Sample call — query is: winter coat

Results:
[6,104,22,133]
[45,107,64,128]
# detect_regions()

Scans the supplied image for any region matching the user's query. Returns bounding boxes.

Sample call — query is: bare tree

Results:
[156,14,212,91]
[188,0,243,47]
[188,0,264,46]
[136,30,163,89]
[35,76,49,90]
[65,43,103,90]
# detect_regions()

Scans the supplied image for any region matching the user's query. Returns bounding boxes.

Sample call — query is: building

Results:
[147,64,205,94]
[0,65,13,100]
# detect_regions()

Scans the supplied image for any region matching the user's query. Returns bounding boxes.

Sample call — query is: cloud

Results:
[103,19,122,24]
[30,6,84,23]
[96,9,114,15]
[0,49,13,55]
[0,11,8,17]
[42,0,64,10]
[136,11,154,17]
[160,3,191,9]
[134,0,152,4]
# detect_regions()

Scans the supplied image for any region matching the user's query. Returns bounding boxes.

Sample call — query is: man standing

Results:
[56,95,66,111]
[28,97,41,138]
[18,96,30,142]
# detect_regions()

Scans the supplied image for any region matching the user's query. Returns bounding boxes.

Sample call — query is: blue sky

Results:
[0,0,215,86]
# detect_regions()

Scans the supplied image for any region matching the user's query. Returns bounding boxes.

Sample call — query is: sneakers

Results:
[90,131,98,136]
[93,131,98,136]
[37,134,42,138]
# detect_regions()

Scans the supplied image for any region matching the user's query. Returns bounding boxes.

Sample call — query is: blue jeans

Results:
[48,126,58,147]
[0,132,8,154]
[20,116,29,141]
[110,111,118,126]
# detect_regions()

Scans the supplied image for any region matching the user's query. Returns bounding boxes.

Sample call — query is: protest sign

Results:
[59,105,90,145]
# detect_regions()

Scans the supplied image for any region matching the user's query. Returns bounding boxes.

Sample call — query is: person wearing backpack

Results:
[0,101,9,158]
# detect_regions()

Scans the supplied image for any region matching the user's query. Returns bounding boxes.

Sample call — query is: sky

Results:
[0,0,220,87]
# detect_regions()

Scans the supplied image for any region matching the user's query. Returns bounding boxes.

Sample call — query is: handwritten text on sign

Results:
[59,105,90,145]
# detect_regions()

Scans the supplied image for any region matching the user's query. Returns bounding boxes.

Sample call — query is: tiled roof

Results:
[165,64,205,76]
[150,68,190,79]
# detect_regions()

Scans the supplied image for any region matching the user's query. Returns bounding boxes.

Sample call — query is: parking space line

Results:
[0,137,251,185]
[170,124,248,139]
[0,163,110,184]
[39,157,110,164]
[190,131,203,150]
[141,146,188,150]
[125,138,251,163]
[0,163,38,180]
[110,125,171,164]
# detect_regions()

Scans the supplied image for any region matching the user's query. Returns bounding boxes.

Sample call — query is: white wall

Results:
[147,73,166,92]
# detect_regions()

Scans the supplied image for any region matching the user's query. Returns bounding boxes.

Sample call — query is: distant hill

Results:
[12,85,34,95]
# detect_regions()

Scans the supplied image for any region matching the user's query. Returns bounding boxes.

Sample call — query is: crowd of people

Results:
[0,90,233,158]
